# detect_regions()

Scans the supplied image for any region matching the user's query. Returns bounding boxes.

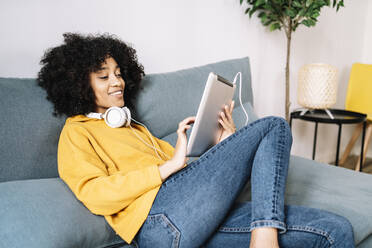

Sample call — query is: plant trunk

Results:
[285,20,292,122]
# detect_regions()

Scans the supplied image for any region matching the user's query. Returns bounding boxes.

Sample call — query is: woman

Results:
[37,32,355,248]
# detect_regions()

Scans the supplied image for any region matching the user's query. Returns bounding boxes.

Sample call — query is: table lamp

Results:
[297,63,338,119]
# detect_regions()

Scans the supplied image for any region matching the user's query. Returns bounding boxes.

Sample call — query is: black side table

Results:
[290,109,367,170]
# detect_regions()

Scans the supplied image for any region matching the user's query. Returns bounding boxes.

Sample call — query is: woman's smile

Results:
[109,90,123,96]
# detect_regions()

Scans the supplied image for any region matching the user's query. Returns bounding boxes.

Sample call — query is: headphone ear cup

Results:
[104,106,131,128]
[122,107,131,127]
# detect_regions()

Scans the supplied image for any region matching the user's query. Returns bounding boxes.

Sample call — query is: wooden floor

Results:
[336,155,372,174]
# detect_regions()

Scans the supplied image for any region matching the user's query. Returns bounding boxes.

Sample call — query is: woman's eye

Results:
[98,76,108,79]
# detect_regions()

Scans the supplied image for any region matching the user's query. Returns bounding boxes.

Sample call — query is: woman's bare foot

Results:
[249,227,280,248]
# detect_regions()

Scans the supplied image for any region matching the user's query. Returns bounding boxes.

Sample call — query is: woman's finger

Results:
[179,117,195,127]
[230,101,234,113]
[178,124,191,131]
[223,105,234,127]
[186,116,196,121]
[182,116,196,125]
[218,118,228,130]
[220,114,234,131]
[224,105,233,122]
[220,111,228,123]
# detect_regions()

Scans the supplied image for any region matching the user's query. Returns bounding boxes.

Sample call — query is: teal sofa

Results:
[1,57,371,247]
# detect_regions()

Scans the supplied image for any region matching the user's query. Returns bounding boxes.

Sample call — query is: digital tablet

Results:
[186,72,236,157]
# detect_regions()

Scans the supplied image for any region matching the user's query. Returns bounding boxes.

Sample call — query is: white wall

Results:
[0,0,370,163]
[362,1,372,64]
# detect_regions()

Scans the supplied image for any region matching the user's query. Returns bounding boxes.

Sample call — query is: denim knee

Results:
[314,213,355,247]
[328,214,355,247]
[266,116,293,146]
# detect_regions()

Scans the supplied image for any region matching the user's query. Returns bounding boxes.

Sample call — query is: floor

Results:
[336,155,372,174]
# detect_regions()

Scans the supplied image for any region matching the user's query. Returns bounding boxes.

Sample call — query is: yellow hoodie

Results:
[57,115,175,244]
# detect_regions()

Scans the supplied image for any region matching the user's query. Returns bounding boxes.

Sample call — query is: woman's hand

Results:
[217,100,236,143]
[172,116,196,166]
[159,116,196,181]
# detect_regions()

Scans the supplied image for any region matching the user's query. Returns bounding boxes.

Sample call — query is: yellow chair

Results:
[339,63,372,171]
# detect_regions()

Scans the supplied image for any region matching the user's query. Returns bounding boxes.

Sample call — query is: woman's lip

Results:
[110,93,123,97]
[108,90,123,96]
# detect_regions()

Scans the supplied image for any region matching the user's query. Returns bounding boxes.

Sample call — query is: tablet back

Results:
[186,72,235,157]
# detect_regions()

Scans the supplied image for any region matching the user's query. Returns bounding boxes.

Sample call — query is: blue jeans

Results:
[135,116,355,248]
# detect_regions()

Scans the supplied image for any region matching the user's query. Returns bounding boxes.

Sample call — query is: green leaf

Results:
[313,0,325,6]
[258,11,266,18]
[263,3,275,12]
[260,13,269,23]
[311,11,320,18]
[301,19,311,27]
[285,7,296,18]
[336,1,345,11]
[304,7,313,17]
[249,6,258,18]
[293,1,302,8]
[298,9,306,17]
[306,0,313,7]
[269,14,281,22]
[308,19,316,25]
[240,0,243,5]
[269,22,281,31]
[254,0,266,7]
[301,18,316,27]
[263,19,274,26]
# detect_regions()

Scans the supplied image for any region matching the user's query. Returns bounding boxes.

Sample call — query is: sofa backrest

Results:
[0,78,65,183]
[0,57,253,183]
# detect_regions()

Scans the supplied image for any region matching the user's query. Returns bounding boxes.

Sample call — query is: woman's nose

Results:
[110,81,120,86]
[109,77,121,86]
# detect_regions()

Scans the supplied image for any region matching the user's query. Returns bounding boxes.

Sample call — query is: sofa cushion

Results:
[286,156,372,245]
[0,78,65,183]
[0,178,136,248]
[358,236,372,248]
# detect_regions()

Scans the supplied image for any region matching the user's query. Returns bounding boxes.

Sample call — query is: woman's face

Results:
[90,57,125,114]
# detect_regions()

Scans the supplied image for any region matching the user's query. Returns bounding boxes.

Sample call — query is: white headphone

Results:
[86,106,131,128]
[86,106,171,160]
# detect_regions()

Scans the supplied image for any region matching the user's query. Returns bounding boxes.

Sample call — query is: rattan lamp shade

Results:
[297,63,338,109]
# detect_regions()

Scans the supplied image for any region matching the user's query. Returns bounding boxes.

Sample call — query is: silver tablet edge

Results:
[186,72,215,155]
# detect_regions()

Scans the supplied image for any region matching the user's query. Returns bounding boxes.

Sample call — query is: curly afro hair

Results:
[37,32,145,117]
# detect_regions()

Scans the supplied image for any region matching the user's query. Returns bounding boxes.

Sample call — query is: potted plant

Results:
[239,0,345,121]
